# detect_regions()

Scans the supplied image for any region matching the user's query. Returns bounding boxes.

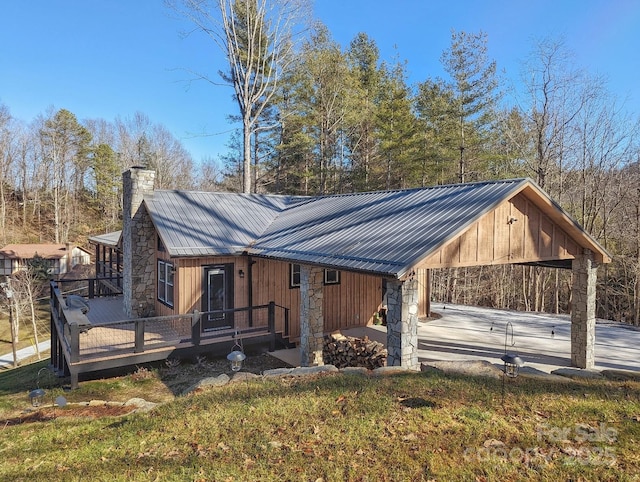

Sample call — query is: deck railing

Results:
[56,275,123,299]
[50,280,289,386]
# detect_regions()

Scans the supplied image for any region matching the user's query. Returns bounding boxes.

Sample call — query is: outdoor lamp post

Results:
[501,321,524,378]
[501,321,524,405]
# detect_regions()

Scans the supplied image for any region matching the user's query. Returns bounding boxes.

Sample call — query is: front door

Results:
[203,265,234,331]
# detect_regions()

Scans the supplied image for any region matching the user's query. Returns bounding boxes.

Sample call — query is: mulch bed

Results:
[1,404,134,426]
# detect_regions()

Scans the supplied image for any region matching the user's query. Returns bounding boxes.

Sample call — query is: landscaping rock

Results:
[426,360,503,379]
[551,368,603,380]
[124,397,158,412]
[263,365,339,378]
[289,365,339,377]
[600,369,640,382]
[182,373,231,394]
[420,364,444,375]
[518,366,569,382]
[263,367,294,377]
[230,372,261,383]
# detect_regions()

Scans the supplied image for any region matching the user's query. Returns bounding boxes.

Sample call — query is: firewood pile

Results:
[323,333,387,369]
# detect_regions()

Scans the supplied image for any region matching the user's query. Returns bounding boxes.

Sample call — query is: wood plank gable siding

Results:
[417,192,579,269]
[154,254,381,342]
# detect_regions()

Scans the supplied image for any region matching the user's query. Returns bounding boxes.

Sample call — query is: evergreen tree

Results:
[440,30,501,182]
[347,33,382,191]
[91,143,121,231]
[375,61,420,189]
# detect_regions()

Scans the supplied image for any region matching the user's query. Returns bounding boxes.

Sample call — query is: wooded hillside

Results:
[1,20,638,324]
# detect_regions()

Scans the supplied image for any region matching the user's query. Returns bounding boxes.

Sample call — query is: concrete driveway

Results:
[415,304,640,373]
[273,303,640,373]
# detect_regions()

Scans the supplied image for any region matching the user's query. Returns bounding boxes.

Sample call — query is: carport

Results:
[268,179,611,371]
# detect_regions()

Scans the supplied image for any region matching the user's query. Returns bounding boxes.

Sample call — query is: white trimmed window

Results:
[324,269,340,285]
[290,263,301,288]
[158,260,174,307]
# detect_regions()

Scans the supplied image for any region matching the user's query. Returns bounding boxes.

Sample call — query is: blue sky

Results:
[1,1,639,163]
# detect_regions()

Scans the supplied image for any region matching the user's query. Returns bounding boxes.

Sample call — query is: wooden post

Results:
[134,320,145,353]
[192,310,201,346]
[69,323,80,363]
[268,301,276,351]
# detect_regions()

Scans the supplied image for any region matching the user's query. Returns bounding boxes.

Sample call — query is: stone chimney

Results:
[123,167,156,318]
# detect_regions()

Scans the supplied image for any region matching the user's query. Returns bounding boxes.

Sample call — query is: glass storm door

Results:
[204,267,231,331]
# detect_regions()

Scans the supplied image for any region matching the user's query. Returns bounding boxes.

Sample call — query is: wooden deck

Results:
[50,283,289,388]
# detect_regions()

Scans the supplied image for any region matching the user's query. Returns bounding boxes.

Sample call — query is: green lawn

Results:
[1,361,640,481]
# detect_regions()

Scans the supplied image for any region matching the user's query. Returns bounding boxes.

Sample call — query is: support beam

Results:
[571,249,598,369]
[299,265,324,366]
[386,277,419,369]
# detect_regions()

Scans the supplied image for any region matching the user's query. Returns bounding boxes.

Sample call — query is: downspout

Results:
[248,255,255,326]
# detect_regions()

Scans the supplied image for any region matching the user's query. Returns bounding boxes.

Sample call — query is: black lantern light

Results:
[501,353,524,378]
[227,332,246,372]
[29,388,46,407]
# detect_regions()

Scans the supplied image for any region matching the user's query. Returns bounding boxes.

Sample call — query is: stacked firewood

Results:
[323,333,387,369]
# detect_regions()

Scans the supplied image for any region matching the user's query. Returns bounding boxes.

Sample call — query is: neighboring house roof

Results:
[88,231,122,248]
[140,178,610,279]
[0,244,72,260]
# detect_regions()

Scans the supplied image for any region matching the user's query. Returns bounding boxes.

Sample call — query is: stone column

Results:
[386,277,419,369]
[299,265,324,366]
[571,249,598,369]
[123,167,156,318]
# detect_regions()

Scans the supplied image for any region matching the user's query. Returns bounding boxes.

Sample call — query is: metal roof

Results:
[144,179,533,278]
[250,179,529,277]
[88,231,122,248]
[144,190,306,257]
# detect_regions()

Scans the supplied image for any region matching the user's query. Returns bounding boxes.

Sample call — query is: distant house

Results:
[51,168,611,388]
[0,243,91,277]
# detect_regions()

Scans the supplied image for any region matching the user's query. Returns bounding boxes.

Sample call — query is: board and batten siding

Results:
[154,255,250,318]
[251,258,383,341]
[415,193,579,269]
[155,254,382,342]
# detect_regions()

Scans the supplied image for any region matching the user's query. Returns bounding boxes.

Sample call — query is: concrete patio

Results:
[272,303,640,373]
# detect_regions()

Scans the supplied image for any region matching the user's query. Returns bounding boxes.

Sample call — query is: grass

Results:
[2,361,640,481]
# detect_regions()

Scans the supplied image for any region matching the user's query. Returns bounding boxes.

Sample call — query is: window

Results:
[290,263,301,288]
[324,269,340,285]
[158,260,174,307]
[289,263,341,288]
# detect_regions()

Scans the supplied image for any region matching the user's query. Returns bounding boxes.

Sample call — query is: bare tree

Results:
[169,0,310,193]
[0,279,19,367]
[518,38,589,193]
[10,268,45,360]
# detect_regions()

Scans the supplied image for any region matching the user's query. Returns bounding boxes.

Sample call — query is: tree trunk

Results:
[27,283,40,359]
[9,301,18,367]
[243,117,252,194]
